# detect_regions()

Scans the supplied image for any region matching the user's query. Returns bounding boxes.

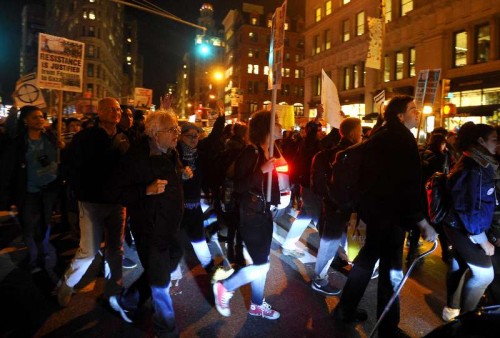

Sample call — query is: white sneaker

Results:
[442,306,460,322]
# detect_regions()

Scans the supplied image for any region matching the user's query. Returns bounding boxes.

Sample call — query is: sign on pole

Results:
[415,69,441,141]
[37,33,85,92]
[373,90,385,114]
[134,87,153,108]
[268,0,287,90]
[14,73,46,108]
[321,69,342,128]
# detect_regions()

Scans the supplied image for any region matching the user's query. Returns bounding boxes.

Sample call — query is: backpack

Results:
[329,141,367,211]
[329,128,386,211]
[310,147,340,197]
[425,172,449,225]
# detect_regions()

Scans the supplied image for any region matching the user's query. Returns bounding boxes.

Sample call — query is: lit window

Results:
[385,0,392,23]
[267,19,272,28]
[284,68,290,77]
[248,49,254,58]
[315,8,321,23]
[313,35,321,55]
[396,51,404,80]
[325,1,332,15]
[183,74,187,79]
[251,17,257,25]
[401,0,413,16]
[264,66,269,75]
[353,65,359,88]
[475,24,490,63]
[126,37,132,43]
[89,0,95,2]
[344,67,350,90]
[342,19,350,42]
[284,22,289,30]
[248,64,253,74]
[253,65,259,75]
[83,11,87,19]
[384,55,391,82]
[356,11,365,36]
[343,0,351,4]
[324,29,331,50]
[126,56,132,62]
[295,69,299,79]
[89,10,96,20]
[454,31,467,67]
[409,48,416,77]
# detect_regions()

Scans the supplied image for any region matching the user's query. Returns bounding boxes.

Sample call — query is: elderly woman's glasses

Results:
[158,126,181,135]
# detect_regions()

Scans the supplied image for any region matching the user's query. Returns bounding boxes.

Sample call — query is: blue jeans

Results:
[444,225,494,312]
[223,263,270,304]
[20,189,58,269]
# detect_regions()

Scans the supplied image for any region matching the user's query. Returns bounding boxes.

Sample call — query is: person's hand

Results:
[146,179,168,195]
[159,94,173,110]
[260,158,275,173]
[417,219,438,242]
[316,104,324,118]
[480,241,495,256]
[216,100,224,117]
[182,166,193,180]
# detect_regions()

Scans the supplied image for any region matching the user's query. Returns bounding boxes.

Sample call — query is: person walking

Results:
[212,110,280,320]
[441,122,498,321]
[332,95,437,338]
[57,98,130,314]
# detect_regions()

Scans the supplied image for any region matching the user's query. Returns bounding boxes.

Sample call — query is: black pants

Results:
[336,217,406,335]
[181,206,205,242]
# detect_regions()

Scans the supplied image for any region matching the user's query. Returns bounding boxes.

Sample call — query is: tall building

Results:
[302,0,500,131]
[223,0,305,121]
[44,0,142,114]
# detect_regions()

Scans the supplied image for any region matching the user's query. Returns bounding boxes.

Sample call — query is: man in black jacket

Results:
[57,98,129,311]
[107,109,191,336]
[333,95,437,338]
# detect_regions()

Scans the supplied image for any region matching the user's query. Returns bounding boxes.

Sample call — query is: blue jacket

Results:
[447,154,497,244]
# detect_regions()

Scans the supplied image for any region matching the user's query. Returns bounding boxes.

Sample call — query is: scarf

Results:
[464,144,499,171]
[180,142,197,171]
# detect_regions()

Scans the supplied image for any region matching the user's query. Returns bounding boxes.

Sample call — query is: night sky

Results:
[0,0,239,106]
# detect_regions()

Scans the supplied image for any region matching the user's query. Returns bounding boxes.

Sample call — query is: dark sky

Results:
[0,0,238,106]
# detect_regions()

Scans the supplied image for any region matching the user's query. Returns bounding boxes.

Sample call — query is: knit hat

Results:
[181,122,202,134]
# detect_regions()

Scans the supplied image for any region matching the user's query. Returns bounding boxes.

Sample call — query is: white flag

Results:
[321,69,342,129]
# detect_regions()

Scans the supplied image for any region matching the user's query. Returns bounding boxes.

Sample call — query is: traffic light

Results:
[442,103,456,116]
[441,78,451,99]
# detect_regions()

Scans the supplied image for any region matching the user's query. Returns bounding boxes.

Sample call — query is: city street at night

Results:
[1,211,448,338]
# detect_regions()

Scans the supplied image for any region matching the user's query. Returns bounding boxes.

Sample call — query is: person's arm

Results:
[234,146,263,194]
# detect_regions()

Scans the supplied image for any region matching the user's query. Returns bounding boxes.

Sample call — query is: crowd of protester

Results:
[1,94,500,338]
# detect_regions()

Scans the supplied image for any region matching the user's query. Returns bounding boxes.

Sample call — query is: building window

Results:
[247,64,253,74]
[454,31,467,67]
[401,0,413,16]
[248,49,259,58]
[87,63,94,77]
[88,26,95,37]
[89,10,96,20]
[384,55,391,82]
[315,8,321,23]
[284,68,290,77]
[284,22,289,30]
[343,67,351,90]
[313,35,321,55]
[356,11,365,36]
[385,0,392,23]
[96,65,100,78]
[87,44,95,57]
[325,1,332,15]
[342,19,350,42]
[295,54,302,62]
[251,17,257,25]
[353,64,359,88]
[83,11,87,19]
[248,32,258,42]
[343,0,351,4]
[313,75,321,96]
[253,65,259,75]
[324,29,331,50]
[409,47,416,77]
[295,69,300,79]
[264,66,269,75]
[475,24,490,63]
[285,53,290,61]
[86,83,93,94]
[360,63,365,87]
[395,51,404,80]
[267,19,272,28]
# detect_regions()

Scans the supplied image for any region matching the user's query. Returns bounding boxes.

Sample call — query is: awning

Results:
[456,104,500,117]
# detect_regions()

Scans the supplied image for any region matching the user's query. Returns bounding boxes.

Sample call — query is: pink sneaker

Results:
[248,300,280,320]
[213,282,233,317]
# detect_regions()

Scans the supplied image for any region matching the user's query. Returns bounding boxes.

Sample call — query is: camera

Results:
[38,154,50,167]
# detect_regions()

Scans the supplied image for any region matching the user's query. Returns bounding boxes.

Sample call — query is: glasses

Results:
[158,126,181,135]
[182,133,199,140]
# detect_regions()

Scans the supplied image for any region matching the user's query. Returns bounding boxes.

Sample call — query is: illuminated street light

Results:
[213,71,223,81]
[423,105,433,114]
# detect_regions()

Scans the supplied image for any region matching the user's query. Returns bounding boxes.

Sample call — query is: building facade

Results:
[302,0,500,130]
[44,0,142,114]
[222,0,305,121]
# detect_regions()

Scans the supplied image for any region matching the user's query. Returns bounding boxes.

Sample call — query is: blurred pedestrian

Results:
[333,95,437,338]
[213,110,280,320]
[442,122,497,321]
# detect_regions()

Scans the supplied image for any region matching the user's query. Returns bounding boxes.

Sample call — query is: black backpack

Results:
[310,148,337,197]
[425,172,449,224]
[329,141,367,211]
